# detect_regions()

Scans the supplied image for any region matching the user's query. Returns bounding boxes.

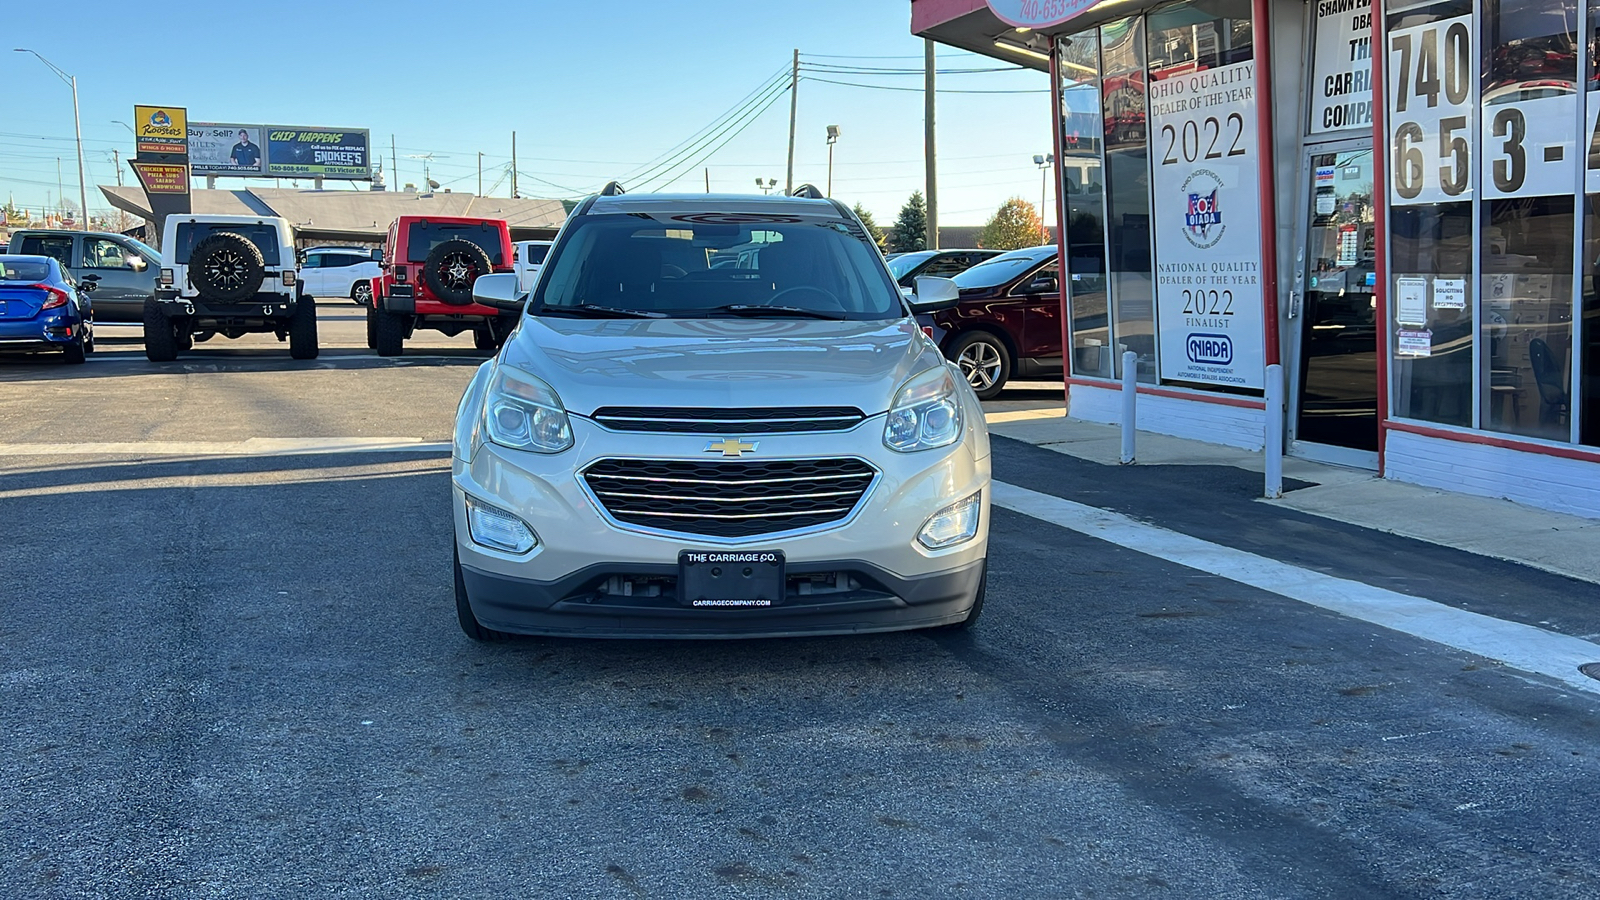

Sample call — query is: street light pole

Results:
[1033,153,1054,242]
[825,125,840,198]
[16,50,89,232]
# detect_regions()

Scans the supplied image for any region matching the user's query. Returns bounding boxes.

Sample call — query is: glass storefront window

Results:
[1385,0,1476,426]
[1059,30,1112,378]
[1480,0,1577,441]
[1583,0,1600,444]
[1101,17,1157,382]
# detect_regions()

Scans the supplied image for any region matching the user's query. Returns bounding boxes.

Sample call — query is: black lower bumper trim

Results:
[460,557,984,638]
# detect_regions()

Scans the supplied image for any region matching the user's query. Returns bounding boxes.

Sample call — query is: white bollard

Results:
[1264,363,1284,499]
[1120,350,1137,465]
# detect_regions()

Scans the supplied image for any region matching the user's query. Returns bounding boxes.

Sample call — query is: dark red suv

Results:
[931,244,1063,400]
[368,215,516,356]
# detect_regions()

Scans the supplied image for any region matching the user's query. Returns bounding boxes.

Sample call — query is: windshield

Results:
[886,251,935,279]
[532,212,905,319]
[952,249,1054,290]
[0,259,52,281]
[173,223,281,265]
[407,222,506,265]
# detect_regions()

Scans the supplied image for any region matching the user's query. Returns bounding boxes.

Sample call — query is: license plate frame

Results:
[678,550,785,608]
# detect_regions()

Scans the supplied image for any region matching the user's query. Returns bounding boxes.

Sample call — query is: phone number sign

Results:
[1386,15,1476,206]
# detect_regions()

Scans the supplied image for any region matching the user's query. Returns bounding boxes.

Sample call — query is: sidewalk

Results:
[983,401,1600,586]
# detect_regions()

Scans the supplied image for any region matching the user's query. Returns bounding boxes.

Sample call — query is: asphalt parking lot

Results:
[4,305,1600,898]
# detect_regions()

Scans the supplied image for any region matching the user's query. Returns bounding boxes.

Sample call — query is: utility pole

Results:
[111,149,127,232]
[786,48,799,196]
[705,167,710,193]
[391,135,398,191]
[478,151,483,196]
[57,158,65,224]
[924,39,939,250]
[511,131,518,198]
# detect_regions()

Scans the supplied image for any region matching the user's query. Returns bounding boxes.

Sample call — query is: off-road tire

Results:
[934,560,987,632]
[424,239,493,306]
[61,332,86,365]
[455,546,514,642]
[947,330,1012,401]
[288,296,319,360]
[365,305,377,349]
[374,308,406,357]
[189,232,266,302]
[142,299,179,362]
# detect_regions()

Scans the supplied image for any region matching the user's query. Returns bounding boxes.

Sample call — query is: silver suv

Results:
[449,191,991,640]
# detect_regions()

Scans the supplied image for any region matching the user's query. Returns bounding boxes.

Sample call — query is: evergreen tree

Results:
[979,198,1045,251]
[852,203,887,250]
[889,191,929,253]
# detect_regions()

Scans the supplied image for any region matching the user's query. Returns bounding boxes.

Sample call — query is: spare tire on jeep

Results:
[423,239,492,306]
[190,232,266,302]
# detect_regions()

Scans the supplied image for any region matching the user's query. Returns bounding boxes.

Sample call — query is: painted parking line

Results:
[0,438,451,456]
[992,481,1600,695]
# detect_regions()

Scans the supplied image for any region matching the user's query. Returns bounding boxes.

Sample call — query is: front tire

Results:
[364,305,377,349]
[142,299,179,362]
[374,308,406,357]
[947,331,1012,401]
[455,546,514,642]
[288,296,319,360]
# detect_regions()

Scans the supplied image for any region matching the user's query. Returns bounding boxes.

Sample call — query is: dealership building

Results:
[913,0,1600,517]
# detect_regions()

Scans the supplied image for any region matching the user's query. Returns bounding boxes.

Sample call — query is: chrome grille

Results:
[582,457,876,538]
[590,406,866,434]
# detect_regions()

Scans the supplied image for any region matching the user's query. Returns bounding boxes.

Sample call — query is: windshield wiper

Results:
[704,304,847,320]
[540,303,666,319]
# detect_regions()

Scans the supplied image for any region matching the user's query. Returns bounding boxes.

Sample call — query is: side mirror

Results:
[472,272,524,310]
[1027,274,1059,294]
[907,275,960,314]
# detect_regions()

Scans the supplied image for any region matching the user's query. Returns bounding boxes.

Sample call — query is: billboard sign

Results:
[188,123,267,175]
[987,0,1103,29]
[134,105,188,155]
[265,127,371,179]
[130,161,191,195]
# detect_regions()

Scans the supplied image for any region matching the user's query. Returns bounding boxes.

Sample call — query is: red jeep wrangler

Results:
[368,215,516,356]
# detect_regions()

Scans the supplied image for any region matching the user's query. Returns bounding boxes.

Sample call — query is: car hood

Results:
[501,316,945,417]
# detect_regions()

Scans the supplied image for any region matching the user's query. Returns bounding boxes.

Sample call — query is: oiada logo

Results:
[1187,333,1233,366]
[1180,169,1225,249]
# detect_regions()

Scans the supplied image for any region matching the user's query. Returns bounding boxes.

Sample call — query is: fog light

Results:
[917,492,982,550]
[465,497,538,553]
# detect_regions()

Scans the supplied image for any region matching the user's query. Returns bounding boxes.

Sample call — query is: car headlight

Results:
[884,365,963,452]
[482,363,573,453]
[917,491,982,550]
[465,496,539,553]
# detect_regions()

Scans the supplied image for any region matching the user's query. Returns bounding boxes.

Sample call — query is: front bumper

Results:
[453,414,991,638]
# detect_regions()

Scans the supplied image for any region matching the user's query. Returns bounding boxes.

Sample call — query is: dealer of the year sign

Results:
[1149,59,1265,390]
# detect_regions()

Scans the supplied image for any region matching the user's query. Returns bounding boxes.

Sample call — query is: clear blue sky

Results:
[3,0,1052,227]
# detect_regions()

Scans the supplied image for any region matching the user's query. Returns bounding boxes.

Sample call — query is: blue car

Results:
[0,255,94,364]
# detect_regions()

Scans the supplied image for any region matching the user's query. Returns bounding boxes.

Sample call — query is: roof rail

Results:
[600,181,627,196]
[789,184,825,199]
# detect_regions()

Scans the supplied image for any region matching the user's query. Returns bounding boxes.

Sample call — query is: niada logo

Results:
[1187,333,1233,366]
[1180,168,1225,249]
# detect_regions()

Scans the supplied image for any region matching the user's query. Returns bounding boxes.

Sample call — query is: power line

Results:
[635,76,792,192]
[801,76,1049,94]
[620,66,791,186]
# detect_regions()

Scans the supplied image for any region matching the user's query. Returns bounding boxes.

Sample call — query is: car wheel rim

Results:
[206,249,247,289]
[440,252,476,289]
[355,284,372,302]
[958,341,1002,390]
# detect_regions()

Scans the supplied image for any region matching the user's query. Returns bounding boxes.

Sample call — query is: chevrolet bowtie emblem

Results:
[705,438,758,458]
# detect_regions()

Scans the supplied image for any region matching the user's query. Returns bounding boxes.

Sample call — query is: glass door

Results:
[1292,146,1378,458]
